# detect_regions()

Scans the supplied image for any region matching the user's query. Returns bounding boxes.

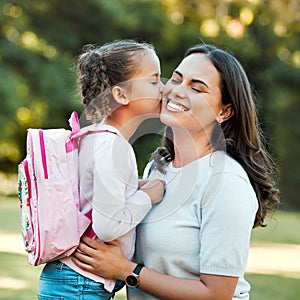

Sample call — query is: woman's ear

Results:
[111,86,129,106]
[217,103,234,124]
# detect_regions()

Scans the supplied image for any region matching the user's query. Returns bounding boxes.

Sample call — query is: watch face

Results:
[126,275,138,288]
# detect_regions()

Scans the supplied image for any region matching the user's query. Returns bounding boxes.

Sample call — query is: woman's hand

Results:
[72,237,135,280]
[72,238,238,300]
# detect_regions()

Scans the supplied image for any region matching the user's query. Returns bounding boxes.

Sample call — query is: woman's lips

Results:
[166,100,189,112]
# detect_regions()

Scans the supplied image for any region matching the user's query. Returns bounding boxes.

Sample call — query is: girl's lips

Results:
[166,100,189,112]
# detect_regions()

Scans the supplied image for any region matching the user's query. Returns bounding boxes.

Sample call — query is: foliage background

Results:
[0,0,299,209]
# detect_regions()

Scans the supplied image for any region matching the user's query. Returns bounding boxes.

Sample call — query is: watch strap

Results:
[132,261,144,276]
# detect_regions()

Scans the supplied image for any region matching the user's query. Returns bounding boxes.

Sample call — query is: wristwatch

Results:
[125,261,145,288]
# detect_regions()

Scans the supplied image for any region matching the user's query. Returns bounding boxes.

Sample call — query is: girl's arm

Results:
[72,237,238,300]
[91,136,164,242]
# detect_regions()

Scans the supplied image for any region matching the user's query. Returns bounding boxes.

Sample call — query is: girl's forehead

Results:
[133,50,161,78]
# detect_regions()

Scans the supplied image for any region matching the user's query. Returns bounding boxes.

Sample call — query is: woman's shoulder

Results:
[210,151,249,183]
[202,152,258,210]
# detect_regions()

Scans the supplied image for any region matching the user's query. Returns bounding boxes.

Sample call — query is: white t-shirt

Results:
[128,151,258,300]
[62,124,151,292]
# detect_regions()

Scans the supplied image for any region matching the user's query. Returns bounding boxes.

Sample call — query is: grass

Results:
[251,210,300,245]
[0,252,126,300]
[245,273,300,300]
[0,197,126,299]
[1,196,299,300]
[0,252,43,300]
[0,196,20,233]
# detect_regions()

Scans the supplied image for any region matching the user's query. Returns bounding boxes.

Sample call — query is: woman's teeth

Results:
[167,101,188,112]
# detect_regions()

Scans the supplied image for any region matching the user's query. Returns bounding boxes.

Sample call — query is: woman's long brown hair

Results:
[153,44,280,228]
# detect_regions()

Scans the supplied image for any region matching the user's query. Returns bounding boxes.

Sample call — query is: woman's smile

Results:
[166,99,189,112]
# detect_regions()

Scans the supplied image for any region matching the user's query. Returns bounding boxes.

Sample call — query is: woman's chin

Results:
[160,113,180,127]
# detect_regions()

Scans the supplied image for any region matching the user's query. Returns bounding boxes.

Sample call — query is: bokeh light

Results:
[200,19,220,37]
[292,51,300,68]
[226,19,245,39]
[240,7,254,25]
[274,22,288,37]
[16,107,32,126]
[2,4,23,18]
[21,31,39,50]
[170,11,184,25]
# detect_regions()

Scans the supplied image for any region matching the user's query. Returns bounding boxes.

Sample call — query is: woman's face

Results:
[160,53,224,133]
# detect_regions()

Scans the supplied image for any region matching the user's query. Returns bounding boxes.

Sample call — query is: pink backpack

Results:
[17,112,104,266]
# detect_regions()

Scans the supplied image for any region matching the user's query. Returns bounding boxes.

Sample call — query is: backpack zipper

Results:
[38,130,48,179]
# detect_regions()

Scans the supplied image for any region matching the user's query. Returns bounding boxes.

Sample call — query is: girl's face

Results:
[160,53,224,134]
[126,49,163,117]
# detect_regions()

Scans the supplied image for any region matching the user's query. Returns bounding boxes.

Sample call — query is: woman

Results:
[72,44,279,300]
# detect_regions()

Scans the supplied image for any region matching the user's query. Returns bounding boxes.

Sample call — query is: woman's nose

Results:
[172,84,185,99]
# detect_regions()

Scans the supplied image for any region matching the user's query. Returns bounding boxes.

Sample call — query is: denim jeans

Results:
[38,261,124,300]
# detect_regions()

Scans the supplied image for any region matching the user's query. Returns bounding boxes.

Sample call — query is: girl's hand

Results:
[72,237,134,280]
[138,179,149,188]
[140,179,165,204]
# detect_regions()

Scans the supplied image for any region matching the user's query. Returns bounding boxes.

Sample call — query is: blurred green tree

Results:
[0,0,299,209]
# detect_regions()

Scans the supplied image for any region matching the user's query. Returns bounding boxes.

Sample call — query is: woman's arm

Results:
[72,237,238,300]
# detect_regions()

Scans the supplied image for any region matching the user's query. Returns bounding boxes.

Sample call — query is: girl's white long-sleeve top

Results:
[61,124,151,292]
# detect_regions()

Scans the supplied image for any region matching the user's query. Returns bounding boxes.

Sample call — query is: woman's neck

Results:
[172,128,212,168]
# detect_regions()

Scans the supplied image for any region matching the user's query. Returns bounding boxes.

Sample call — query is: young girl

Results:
[38,40,165,300]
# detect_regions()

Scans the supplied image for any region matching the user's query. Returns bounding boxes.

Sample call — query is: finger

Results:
[154,179,166,186]
[106,239,120,247]
[81,236,103,248]
[73,249,93,263]
[72,256,95,273]
[72,249,101,270]
[78,238,104,254]
[77,242,93,254]
[138,179,148,187]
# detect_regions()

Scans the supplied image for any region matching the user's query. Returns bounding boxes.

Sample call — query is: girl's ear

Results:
[111,86,129,106]
[217,103,234,124]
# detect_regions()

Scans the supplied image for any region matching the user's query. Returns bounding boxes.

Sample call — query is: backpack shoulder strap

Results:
[71,125,118,140]
[68,111,118,140]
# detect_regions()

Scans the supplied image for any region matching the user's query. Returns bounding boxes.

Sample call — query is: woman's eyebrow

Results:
[191,79,209,88]
[174,70,209,88]
[174,70,182,78]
